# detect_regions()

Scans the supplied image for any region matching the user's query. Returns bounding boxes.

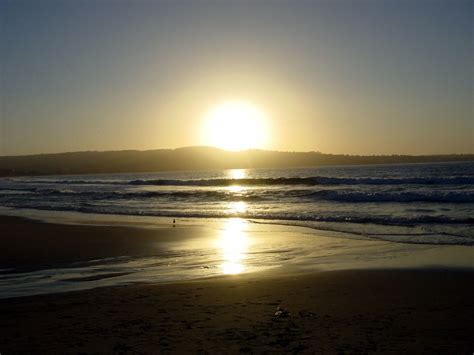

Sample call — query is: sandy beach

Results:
[0,215,473,353]
[2,0,473,352]
[0,215,203,271]
[1,269,473,353]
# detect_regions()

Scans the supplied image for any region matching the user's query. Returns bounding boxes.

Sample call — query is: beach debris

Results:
[274,305,291,318]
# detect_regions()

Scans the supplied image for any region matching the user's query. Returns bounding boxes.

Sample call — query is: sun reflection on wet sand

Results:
[216,218,250,275]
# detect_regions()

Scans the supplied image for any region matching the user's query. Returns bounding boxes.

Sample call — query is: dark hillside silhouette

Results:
[0,146,472,177]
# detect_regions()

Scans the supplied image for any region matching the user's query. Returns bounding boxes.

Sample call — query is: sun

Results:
[201,100,269,151]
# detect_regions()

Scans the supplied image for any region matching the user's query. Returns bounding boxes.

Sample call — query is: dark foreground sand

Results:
[1,270,473,354]
[1,216,473,353]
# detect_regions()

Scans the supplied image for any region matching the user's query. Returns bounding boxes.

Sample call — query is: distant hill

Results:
[0,146,472,177]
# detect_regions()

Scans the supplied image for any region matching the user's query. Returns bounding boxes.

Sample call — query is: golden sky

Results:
[1,0,472,155]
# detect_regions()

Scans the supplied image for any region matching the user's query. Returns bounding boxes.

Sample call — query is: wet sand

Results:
[0,215,208,271]
[1,215,473,353]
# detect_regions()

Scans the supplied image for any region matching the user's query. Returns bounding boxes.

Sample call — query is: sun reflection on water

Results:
[228,201,247,214]
[225,169,248,202]
[228,169,247,180]
[216,218,250,275]
[227,185,245,193]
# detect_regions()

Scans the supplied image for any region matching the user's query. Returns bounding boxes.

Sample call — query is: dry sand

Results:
[1,270,473,354]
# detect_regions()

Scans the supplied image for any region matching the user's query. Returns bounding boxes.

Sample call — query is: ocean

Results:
[1,161,473,245]
[1,161,473,298]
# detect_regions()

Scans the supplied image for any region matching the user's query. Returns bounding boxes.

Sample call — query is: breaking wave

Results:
[2,187,473,204]
[11,175,474,187]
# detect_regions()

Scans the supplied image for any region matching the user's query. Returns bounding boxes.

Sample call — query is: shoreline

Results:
[1,213,473,352]
[1,213,474,298]
[0,214,204,271]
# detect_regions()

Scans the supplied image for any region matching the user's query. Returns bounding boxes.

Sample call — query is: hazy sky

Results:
[1,0,472,155]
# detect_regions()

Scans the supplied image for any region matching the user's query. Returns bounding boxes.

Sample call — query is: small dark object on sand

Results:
[274,306,291,318]
[173,219,176,227]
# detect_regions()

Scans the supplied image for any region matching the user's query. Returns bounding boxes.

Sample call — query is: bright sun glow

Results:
[201,100,268,151]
